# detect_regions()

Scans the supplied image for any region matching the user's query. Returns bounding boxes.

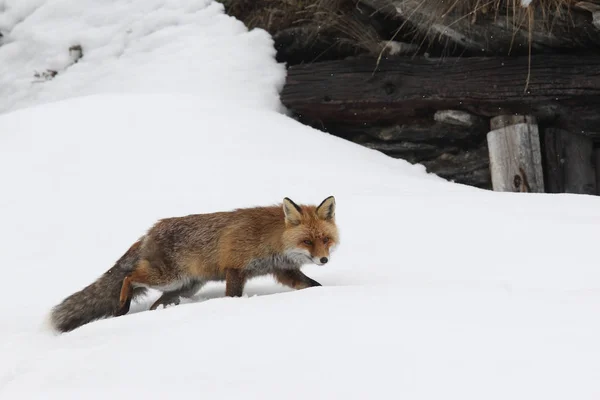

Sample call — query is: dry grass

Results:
[221,0,389,57]
[376,0,580,89]
[412,0,573,24]
[383,0,578,51]
[224,0,306,32]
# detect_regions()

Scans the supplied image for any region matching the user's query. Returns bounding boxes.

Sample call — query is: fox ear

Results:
[283,197,303,225]
[316,196,336,221]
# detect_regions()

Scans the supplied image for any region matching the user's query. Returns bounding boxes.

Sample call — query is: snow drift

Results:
[0,0,285,114]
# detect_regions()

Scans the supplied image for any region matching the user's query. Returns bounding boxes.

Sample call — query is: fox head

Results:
[281,196,339,266]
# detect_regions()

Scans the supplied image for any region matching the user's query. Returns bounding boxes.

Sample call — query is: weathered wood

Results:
[543,128,596,194]
[489,115,536,131]
[487,115,544,192]
[361,141,461,162]
[434,110,487,128]
[364,122,479,142]
[282,54,600,137]
[328,117,487,143]
[421,145,491,189]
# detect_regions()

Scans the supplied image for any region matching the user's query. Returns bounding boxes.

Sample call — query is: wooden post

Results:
[544,128,596,194]
[486,115,544,193]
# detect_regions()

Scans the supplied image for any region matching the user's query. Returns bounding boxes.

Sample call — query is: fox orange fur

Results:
[50,196,339,333]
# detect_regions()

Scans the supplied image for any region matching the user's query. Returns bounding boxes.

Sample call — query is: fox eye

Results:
[323,237,330,244]
[303,240,313,246]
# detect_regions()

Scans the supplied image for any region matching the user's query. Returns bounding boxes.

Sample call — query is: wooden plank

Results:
[281,54,600,136]
[544,128,596,194]
[487,115,544,193]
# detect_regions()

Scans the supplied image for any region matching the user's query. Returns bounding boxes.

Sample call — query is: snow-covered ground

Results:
[1,1,599,399]
[0,0,285,114]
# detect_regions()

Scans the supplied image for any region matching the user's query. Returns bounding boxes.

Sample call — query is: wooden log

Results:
[434,110,487,128]
[363,122,479,142]
[487,115,544,193]
[420,145,491,189]
[361,141,461,162]
[544,128,596,194]
[282,54,600,137]
[327,114,487,143]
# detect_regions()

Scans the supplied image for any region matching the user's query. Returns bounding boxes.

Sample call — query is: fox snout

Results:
[313,256,329,266]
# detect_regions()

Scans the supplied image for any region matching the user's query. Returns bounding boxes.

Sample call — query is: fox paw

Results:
[116,297,132,316]
[150,296,181,311]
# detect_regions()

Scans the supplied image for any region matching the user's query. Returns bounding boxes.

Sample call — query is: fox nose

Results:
[320,257,328,264]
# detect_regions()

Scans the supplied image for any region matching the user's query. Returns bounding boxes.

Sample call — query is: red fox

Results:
[50,196,339,333]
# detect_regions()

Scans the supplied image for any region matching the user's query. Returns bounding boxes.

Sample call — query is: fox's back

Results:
[149,206,285,248]
[141,206,287,278]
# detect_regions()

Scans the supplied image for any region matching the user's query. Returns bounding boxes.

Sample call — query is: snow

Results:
[0,0,285,114]
[1,0,600,399]
[521,0,533,7]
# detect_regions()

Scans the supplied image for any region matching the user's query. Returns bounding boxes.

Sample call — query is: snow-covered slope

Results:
[1,1,600,399]
[2,93,600,399]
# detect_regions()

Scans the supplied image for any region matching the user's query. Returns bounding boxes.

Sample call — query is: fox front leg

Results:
[225,268,246,297]
[150,280,205,310]
[274,269,322,290]
[149,292,180,311]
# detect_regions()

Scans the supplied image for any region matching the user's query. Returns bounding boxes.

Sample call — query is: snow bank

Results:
[0,0,285,114]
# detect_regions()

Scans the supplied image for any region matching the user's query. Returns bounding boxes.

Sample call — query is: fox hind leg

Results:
[118,259,176,314]
[116,292,133,316]
[118,274,136,316]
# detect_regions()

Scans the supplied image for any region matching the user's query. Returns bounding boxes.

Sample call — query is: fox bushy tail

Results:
[50,240,147,333]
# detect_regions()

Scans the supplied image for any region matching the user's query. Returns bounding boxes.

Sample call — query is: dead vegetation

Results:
[218,0,598,63]
[384,0,581,53]
[220,0,386,59]
[397,0,574,28]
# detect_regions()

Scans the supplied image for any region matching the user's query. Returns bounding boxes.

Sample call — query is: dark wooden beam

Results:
[281,54,600,137]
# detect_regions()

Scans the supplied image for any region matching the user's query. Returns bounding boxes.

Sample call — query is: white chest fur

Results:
[244,249,311,276]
